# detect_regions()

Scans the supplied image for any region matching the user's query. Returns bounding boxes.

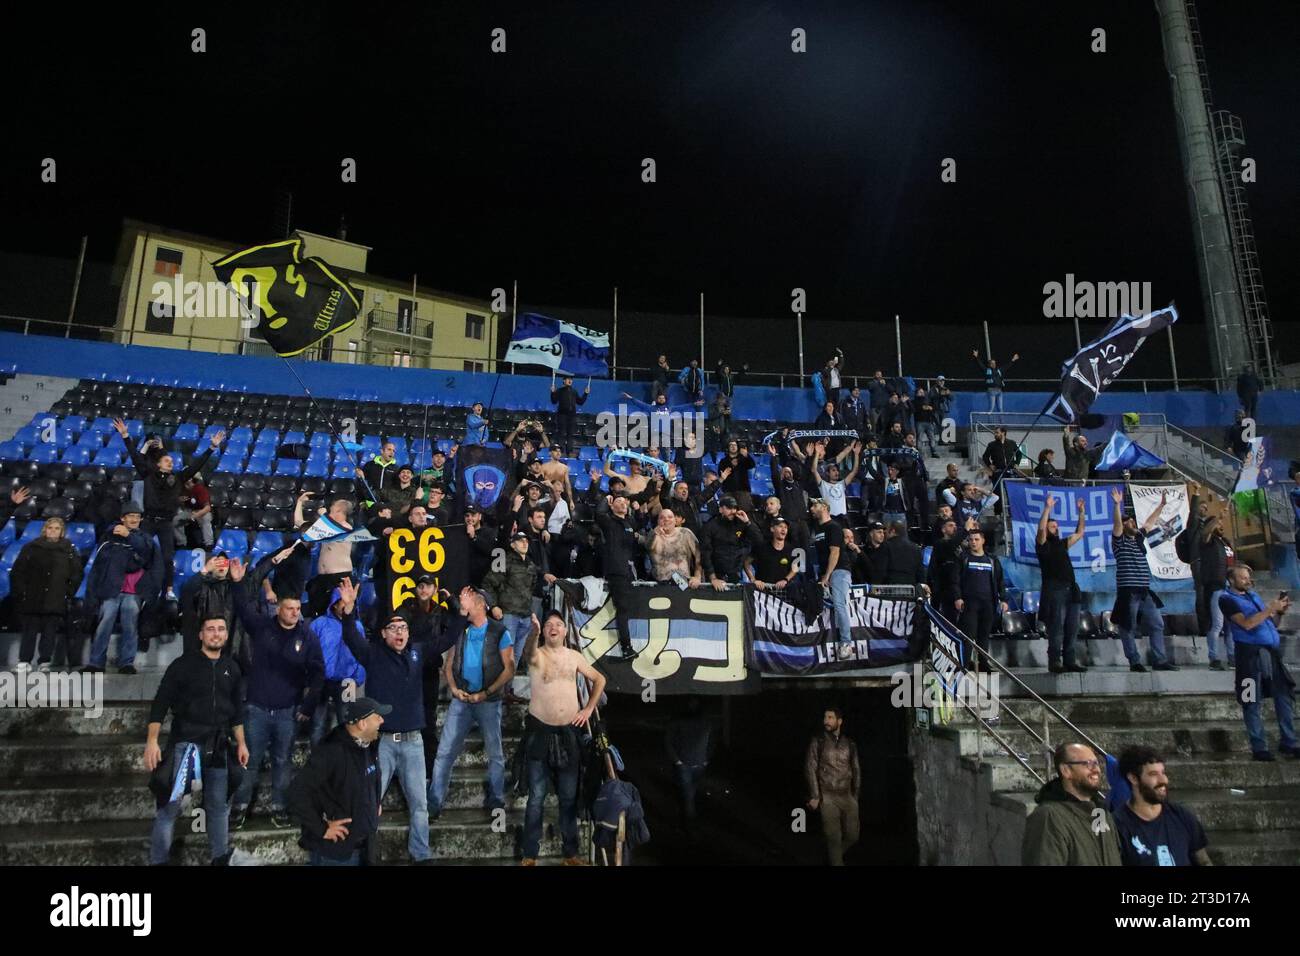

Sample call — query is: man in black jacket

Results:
[227,557,325,830]
[179,553,236,655]
[595,492,641,657]
[883,521,925,587]
[855,522,891,585]
[116,418,223,600]
[288,696,389,866]
[981,426,1019,515]
[550,374,590,451]
[700,496,762,589]
[145,614,248,866]
[952,529,1008,661]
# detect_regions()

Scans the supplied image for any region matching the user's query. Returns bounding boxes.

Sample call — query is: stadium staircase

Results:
[0,375,81,447]
[0,668,575,865]
[914,434,1300,865]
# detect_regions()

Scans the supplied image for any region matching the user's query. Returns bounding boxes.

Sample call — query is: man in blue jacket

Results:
[83,501,163,675]
[1220,565,1299,761]
[227,556,325,830]
[342,581,458,864]
[308,586,367,747]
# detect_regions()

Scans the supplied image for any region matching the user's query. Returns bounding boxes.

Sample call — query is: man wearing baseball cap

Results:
[288,696,390,866]
[83,501,162,675]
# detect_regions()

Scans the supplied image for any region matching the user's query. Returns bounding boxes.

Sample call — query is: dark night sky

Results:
[2,1,1296,380]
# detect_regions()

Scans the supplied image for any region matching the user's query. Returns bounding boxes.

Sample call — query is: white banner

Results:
[1129,483,1191,580]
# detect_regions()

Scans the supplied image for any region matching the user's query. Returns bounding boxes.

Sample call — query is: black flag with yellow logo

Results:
[211,238,361,357]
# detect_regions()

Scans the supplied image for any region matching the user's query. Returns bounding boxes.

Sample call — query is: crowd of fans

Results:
[0,355,1292,867]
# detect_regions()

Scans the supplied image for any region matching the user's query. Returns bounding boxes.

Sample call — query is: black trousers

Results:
[606,574,636,653]
[20,613,63,665]
[960,598,997,659]
[556,413,577,452]
[145,516,177,593]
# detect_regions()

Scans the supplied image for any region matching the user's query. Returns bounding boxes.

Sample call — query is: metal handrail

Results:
[0,314,1240,394]
[925,601,1110,785]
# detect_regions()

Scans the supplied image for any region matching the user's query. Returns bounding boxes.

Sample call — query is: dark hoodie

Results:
[1022,776,1123,866]
[287,723,381,861]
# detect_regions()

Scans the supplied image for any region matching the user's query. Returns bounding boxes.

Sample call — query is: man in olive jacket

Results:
[805,705,860,866]
[1022,742,1123,866]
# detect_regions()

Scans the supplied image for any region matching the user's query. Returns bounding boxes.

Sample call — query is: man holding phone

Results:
[1220,565,1299,762]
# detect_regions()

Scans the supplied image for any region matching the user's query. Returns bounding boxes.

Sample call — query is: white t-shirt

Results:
[547,498,571,534]
[819,479,847,517]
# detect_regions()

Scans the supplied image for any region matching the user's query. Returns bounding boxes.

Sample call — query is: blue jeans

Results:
[310,683,346,748]
[523,755,580,860]
[149,765,229,864]
[88,593,140,668]
[428,698,505,814]
[234,704,297,812]
[310,849,362,866]
[988,389,1003,412]
[1041,583,1081,665]
[503,613,532,695]
[917,422,938,457]
[676,763,706,822]
[1241,647,1297,754]
[380,732,430,862]
[1206,589,1235,663]
[829,569,854,643]
[1117,593,1169,665]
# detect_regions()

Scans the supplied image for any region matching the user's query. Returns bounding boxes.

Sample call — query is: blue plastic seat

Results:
[332,461,356,478]
[244,457,272,476]
[61,446,92,467]
[173,423,200,443]
[230,426,255,443]
[28,445,59,464]
[253,530,284,553]
[303,459,330,478]
[14,425,41,445]
[0,441,25,461]
[215,529,249,556]
[0,519,15,548]
[275,459,302,476]
[1022,590,1041,614]
[63,415,87,435]
[93,448,123,467]
[66,523,96,554]
[216,455,244,473]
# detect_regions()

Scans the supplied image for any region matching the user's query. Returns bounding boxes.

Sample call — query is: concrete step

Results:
[0,700,528,739]
[949,719,1255,759]
[1205,829,1300,866]
[973,751,1300,795]
[0,763,541,825]
[0,734,496,777]
[993,665,1236,699]
[0,809,582,865]
[947,693,1243,727]
[994,785,1300,832]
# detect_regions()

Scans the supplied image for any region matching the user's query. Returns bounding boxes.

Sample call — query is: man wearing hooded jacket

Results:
[1022,742,1123,865]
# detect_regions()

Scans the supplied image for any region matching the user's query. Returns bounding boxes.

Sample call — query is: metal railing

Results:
[1162,421,1242,495]
[0,315,496,373]
[925,602,1109,786]
[0,314,1238,394]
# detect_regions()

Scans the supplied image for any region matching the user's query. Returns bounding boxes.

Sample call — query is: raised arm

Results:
[1066,497,1087,548]
[1140,491,1167,533]
[1036,493,1056,546]
[1110,485,1124,538]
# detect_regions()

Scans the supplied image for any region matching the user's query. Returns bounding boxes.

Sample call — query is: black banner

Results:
[211,238,361,357]
[454,444,514,516]
[384,522,470,615]
[746,586,921,674]
[1043,304,1178,425]
[564,583,759,695]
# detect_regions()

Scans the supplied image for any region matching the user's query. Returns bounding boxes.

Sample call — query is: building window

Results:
[464,360,485,373]
[465,313,485,340]
[146,299,175,334]
[154,247,183,277]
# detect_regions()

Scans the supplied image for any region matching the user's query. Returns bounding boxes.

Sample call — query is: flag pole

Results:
[895,314,903,378]
[797,311,805,385]
[511,280,517,376]
[278,357,377,503]
[612,287,619,379]
[1167,325,1180,392]
[699,293,705,370]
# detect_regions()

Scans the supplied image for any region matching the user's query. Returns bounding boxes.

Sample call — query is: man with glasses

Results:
[1022,742,1123,866]
[343,592,457,864]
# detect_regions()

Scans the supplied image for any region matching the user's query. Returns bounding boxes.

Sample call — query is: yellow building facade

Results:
[111,220,501,371]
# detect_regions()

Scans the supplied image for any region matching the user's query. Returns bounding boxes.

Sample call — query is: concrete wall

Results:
[909,721,1026,865]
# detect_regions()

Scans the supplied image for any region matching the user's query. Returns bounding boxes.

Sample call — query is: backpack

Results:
[1173,527,1192,564]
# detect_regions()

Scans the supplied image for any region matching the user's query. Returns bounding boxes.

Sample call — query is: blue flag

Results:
[1096,431,1165,471]
[504,313,610,377]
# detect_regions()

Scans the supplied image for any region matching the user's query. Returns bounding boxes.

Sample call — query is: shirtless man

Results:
[605,453,653,497]
[518,613,606,866]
